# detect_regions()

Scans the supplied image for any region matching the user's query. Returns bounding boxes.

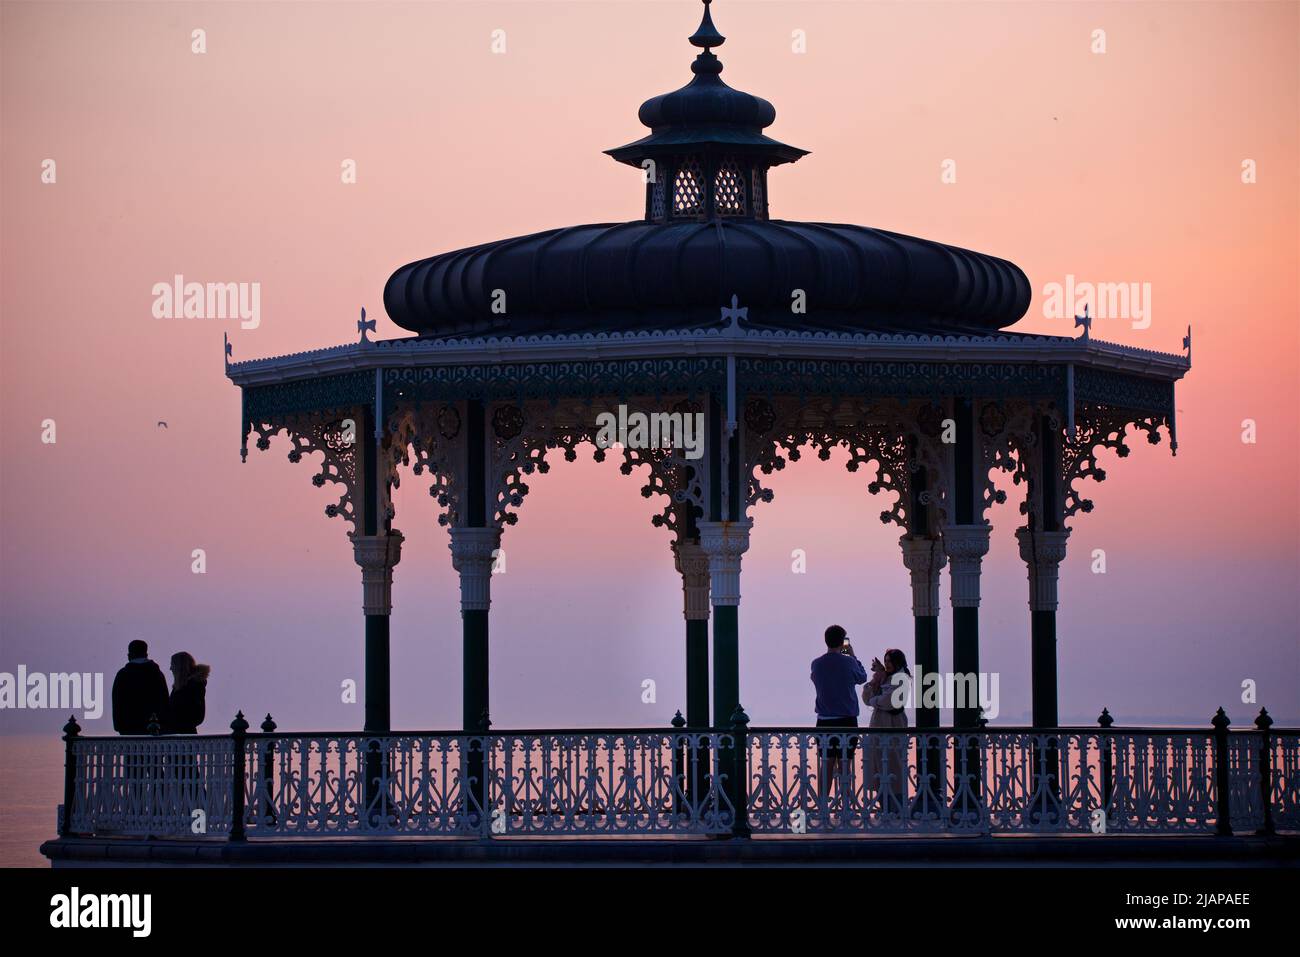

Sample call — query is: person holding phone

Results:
[809,625,870,801]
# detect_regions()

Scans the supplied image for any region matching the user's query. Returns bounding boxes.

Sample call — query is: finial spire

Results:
[689,0,725,51]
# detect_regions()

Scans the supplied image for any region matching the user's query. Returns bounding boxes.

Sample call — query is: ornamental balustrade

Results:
[58,710,1298,840]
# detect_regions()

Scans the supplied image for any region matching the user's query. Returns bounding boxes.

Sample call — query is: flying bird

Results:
[157,421,168,429]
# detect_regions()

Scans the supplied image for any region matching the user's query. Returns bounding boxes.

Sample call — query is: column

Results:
[942,525,990,728]
[1018,409,1068,729]
[698,520,751,729]
[672,538,711,728]
[899,535,945,728]
[1015,527,1070,727]
[449,526,501,733]
[352,532,404,734]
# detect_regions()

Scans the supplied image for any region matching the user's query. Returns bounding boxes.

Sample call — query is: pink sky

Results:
[1,1,1297,732]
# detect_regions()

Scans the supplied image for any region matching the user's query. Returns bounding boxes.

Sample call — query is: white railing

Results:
[57,715,1299,840]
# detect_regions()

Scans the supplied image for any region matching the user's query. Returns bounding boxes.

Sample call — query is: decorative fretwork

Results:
[714,157,747,216]
[487,397,708,531]
[1061,403,1169,521]
[650,177,666,221]
[751,167,765,219]
[243,371,373,425]
[743,396,947,530]
[1074,366,1175,417]
[976,399,1038,521]
[746,728,1228,835]
[251,413,363,532]
[673,156,704,216]
[388,402,465,527]
[488,400,605,527]
[619,399,707,536]
[66,726,1295,839]
[385,359,725,405]
[737,358,1068,405]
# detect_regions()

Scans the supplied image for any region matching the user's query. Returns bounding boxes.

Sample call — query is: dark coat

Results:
[111,660,169,734]
[163,676,207,734]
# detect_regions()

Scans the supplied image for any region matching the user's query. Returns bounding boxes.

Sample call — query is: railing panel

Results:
[1104,731,1217,832]
[240,730,732,837]
[69,736,235,837]
[1273,732,1300,832]
[62,726,1297,839]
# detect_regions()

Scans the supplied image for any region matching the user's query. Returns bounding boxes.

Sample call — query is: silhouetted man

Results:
[111,640,168,735]
[810,625,869,799]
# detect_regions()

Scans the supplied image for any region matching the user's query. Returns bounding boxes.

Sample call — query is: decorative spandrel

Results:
[485,397,707,532]
[387,402,466,528]
[1061,403,1170,523]
[741,396,952,531]
[250,414,366,533]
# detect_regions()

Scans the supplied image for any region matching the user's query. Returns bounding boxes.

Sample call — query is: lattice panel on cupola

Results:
[650,178,666,221]
[673,157,704,216]
[715,158,747,216]
[751,168,765,218]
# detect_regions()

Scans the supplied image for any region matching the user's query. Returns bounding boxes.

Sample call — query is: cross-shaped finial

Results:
[1074,303,1091,340]
[721,294,747,330]
[357,306,376,344]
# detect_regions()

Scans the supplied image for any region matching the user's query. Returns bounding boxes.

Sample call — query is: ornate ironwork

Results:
[486,397,708,530]
[67,735,236,837]
[1061,402,1169,521]
[743,396,949,530]
[1074,366,1175,417]
[61,727,1299,839]
[737,359,1067,404]
[388,402,465,527]
[243,371,373,424]
[976,398,1038,520]
[384,358,725,405]
[488,399,604,527]
[250,414,364,531]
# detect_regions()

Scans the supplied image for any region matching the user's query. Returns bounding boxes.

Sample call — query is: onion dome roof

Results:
[384,1,1030,340]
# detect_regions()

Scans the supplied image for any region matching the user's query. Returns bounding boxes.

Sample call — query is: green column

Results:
[951,607,980,728]
[673,538,712,728]
[1017,413,1069,729]
[462,610,490,731]
[900,536,944,729]
[1030,610,1058,727]
[712,606,739,728]
[364,617,390,733]
[452,399,496,733]
[686,619,710,727]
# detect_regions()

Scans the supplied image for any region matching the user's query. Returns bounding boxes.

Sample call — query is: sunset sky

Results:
[1,0,1296,734]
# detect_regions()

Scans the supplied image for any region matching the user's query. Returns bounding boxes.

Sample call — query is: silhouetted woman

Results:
[863,648,911,808]
[164,652,210,734]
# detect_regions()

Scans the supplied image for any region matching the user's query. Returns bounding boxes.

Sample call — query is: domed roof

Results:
[384,220,1030,338]
[383,0,1031,340]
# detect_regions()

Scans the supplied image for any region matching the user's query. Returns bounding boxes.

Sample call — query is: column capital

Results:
[352,531,404,616]
[697,520,752,607]
[671,539,711,621]
[899,534,946,618]
[1015,527,1070,611]
[449,526,503,613]
[942,524,991,608]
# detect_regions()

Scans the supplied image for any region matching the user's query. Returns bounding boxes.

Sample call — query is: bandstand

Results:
[44,3,1300,863]
[229,0,1187,739]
